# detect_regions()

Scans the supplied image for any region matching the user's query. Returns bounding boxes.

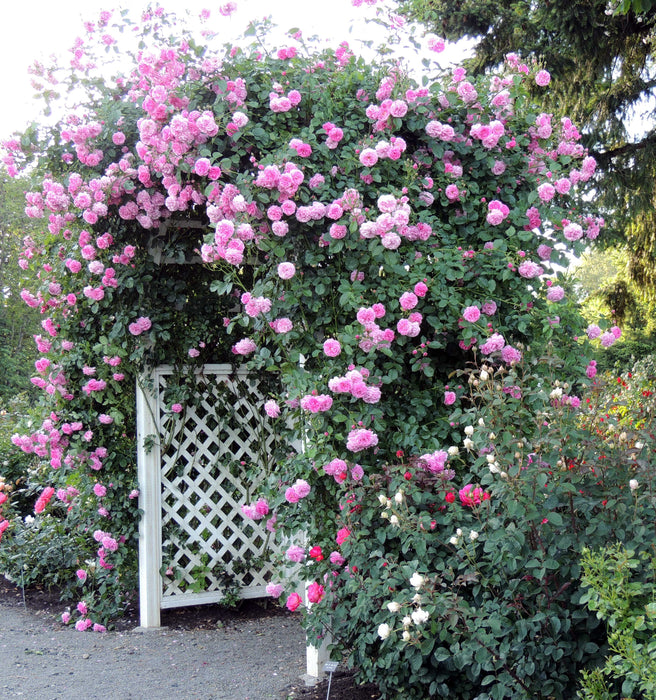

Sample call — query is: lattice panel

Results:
[153,366,279,605]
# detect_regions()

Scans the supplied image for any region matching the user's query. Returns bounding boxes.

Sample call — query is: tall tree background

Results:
[0,172,41,402]
[395,0,656,305]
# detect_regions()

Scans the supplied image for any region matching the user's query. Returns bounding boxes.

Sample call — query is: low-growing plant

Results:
[0,512,82,594]
[579,543,656,700]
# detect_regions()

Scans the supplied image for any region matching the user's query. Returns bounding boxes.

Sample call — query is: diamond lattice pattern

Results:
[155,368,278,603]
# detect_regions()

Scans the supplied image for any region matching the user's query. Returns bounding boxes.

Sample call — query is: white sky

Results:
[0,0,471,142]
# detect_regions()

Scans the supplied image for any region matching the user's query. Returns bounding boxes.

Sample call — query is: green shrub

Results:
[298,353,656,699]
[579,543,656,700]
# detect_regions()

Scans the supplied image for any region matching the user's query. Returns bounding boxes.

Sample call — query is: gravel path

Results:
[0,601,307,700]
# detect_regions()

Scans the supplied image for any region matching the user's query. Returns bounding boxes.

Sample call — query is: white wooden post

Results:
[293,367,333,681]
[305,585,332,678]
[136,374,163,628]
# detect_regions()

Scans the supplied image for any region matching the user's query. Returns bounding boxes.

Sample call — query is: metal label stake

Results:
[323,661,339,700]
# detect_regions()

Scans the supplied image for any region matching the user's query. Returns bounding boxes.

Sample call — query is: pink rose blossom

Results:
[323,339,341,357]
[264,400,280,418]
[285,545,305,562]
[462,306,481,323]
[479,333,505,355]
[537,244,552,260]
[266,583,284,598]
[537,183,555,202]
[546,285,565,302]
[336,527,351,546]
[232,338,256,355]
[600,331,616,348]
[414,282,428,297]
[346,428,378,452]
[359,148,378,167]
[481,301,497,316]
[501,345,522,363]
[535,70,551,87]
[270,318,293,334]
[397,319,420,337]
[330,551,345,566]
[351,464,364,481]
[459,484,490,507]
[307,582,325,604]
[563,223,583,241]
[518,261,543,279]
[399,292,418,310]
[277,262,296,279]
[586,324,601,340]
[286,592,302,612]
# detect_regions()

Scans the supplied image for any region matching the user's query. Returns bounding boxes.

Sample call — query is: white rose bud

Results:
[390,514,399,526]
[480,370,489,381]
[411,608,430,625]
[402,615,412,628]
[377,623,391,640]
[469,530,479,541]
[386,601,401,613]
[464,425,474,436]
[394,491,404,504]
[478,418,485,426]
[409,572,424,589]
[402,630,411,642]
[449,536,459,545]
[378,494,388,506]
[629,479,639,491]
[448,446,459,456]
[463,438,474,450]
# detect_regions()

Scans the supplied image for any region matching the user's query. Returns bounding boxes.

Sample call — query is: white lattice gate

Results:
[136,364,279,627]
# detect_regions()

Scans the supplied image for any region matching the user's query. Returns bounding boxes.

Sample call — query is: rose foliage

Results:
[1,5,652,698]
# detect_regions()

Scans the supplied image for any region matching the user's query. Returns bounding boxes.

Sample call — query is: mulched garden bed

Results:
[281,671,381,699]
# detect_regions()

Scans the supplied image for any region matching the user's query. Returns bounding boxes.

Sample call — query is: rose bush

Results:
[1,5,648,696]
[290,352,656,698]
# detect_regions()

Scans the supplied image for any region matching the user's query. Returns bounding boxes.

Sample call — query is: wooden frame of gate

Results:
[136,364,328,678]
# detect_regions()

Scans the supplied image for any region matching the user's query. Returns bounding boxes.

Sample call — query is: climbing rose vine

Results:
[1,5,639,698]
